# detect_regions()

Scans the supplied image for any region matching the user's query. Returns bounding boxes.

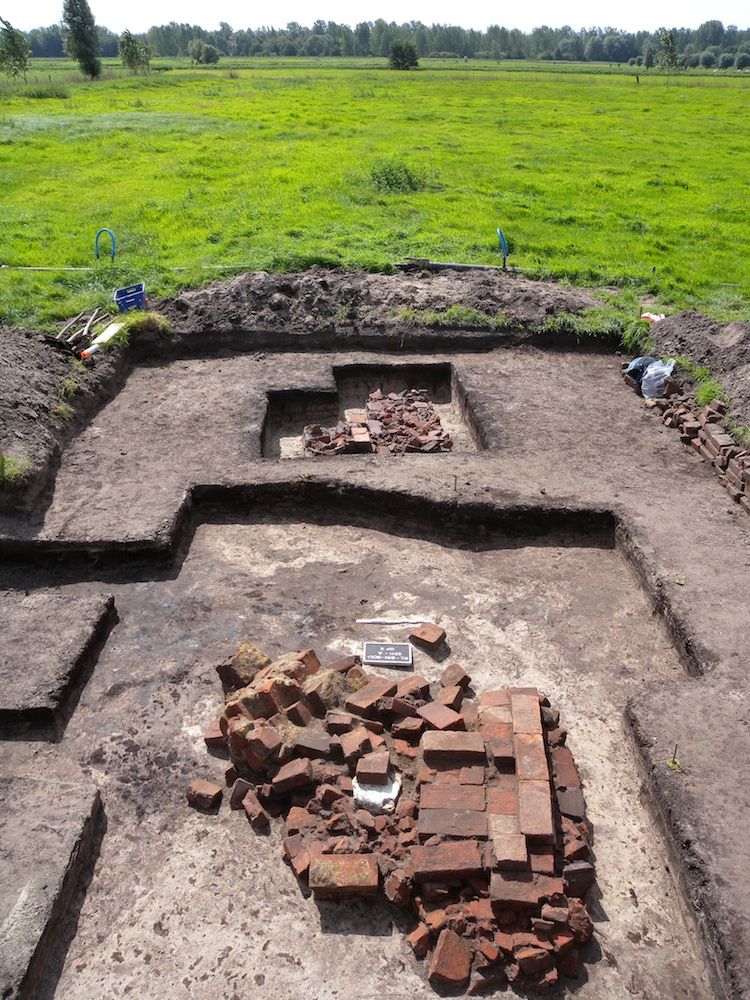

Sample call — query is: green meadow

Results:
[1,57,749,328]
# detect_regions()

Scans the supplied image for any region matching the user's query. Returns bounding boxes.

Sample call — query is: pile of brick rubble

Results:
[188,638,595,993]
[622,367,750,517]
[303,388,453,456]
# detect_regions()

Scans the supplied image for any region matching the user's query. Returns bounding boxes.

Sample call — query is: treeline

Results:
[26,18,750,67]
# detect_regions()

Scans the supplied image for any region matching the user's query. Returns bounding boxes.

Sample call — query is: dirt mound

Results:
[650,310,750,427]
[161,266,598,338]
[0,326,123,512]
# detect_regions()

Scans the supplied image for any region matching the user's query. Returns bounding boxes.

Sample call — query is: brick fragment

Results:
[345,677,397,717]
[286,700,313,727]
[479,689,509,707]
[272,757,313,793]
[356,751,390,785]
[551,746,581,790]
[392,715,425,742]
[229,777,254,809]
[518,780,554,842]
[186,779,222,810]
[246,725,282,761]
[326,654,358,673]
[203,719,226,748]
[563,861,595,898]
[242,789,270,829]
[418,703,466,732]
[309,855,379,896]
[557,788,586,820]
[422,730,486,764]
[529,845,556,875]
[326,710,354,734]
[428,929,472,988]
[339,726,372,763]
[567,898,594,943]
[411,840,484,881]
[490,833,529,871]
[409,622,447,650]
[396,675,431,699]
[487,786,518,815]
[441,662,471,689]
[406,922,431,958]
[460,766,484,785]
[490,872,563,910]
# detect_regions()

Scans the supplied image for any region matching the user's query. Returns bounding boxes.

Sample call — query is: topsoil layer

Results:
[651,310,750,427]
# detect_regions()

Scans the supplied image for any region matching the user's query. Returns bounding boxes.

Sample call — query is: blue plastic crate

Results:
[114,282,146,312]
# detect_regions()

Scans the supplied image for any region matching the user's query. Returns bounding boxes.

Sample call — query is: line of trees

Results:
[19,18,750,68]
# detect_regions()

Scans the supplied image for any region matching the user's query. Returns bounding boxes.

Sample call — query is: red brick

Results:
[428,929,472,988]
[326,654,358,673]
[409,622,447,650]
[285,805,318,834]
[242,789,270,829]
[293,729,332,759]
[479,704,512,727]
[514,734,549,781]
[422,731,486,764]
[441,662,471,689]
[552,746,581,790]
[418,809,488,839]
[529,845,556,875]
[396,675,431,699]
[309,855,379,896]
[485,734,515,768]
[563,861,595,898]
[437,685,464,710]
[479,689,510,707]
[515,945,553,975]
[557,788,586,820]
[490,833,529,870]
[345,677,397,717]
[518,780,554,842]
[411,840,484,881]
[488,813,520,836]
[325,710,354,733]
[356,751,390,785]
[203,719,226,748]
[487,787,518,815]
[510,691,543,734]
[418,703,466,732]
[460,702,479,731]
[286,700,312,727]
[460,766,485,785]
[568,898,594,943]
[339,726,372,762]
[290,849,311,878]
[246,725,282,761]
[406,922,431,958]
[317,783,345,808]
[272,757,313,793]
[186,779,222,810]
[558,948,581,978]
[392,716,425,742]
[420,784,485,811]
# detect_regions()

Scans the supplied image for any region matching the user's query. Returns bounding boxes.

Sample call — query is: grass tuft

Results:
[397,304,509,329]
[0,453,29,487]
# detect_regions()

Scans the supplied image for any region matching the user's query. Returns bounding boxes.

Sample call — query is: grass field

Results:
[1,57,749,328]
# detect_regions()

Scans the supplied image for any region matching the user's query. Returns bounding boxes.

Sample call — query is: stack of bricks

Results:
[303,388,453,456]
[621,368,750,518]
[189,641,595,994]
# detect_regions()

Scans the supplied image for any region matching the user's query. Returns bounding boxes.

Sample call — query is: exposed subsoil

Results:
[160,266,600,339]
[650,310,750,427]
[2,520,712,1000]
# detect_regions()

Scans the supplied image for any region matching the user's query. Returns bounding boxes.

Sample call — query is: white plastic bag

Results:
[641,358,676,399]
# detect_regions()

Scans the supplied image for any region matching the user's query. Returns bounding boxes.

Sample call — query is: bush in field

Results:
[119,30,151,73]
[718,52,735,69]
[736,53,750,70]
[700,50,716,67]
[188,39,221,64]
[369,156,427,192]
[0,18,30,81]
[62,0,101,78]
[389,40,418,70]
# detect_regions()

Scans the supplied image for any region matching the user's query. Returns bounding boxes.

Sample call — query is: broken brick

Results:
[242,789,271,829]
[345,677,397,717]
[339,726,372,763]
[428,929,472,988]
[551,746,581,790]
[563,861,595,898]
[186,779,222,811]
[437,685,464,710]
[490,834,529,871]
[396,675,431,699]
[272,757,313,793]
[229,778,254,809]
[557,788,586,821]
[418,703,466,732]
[406,922,431,958]
[392,715,425,742]
[409,622,447,650]
[326,710,354,734]
[203,719,226,748]
[356,751,390,785]
[293,729,332,759]
[441,662,472,690]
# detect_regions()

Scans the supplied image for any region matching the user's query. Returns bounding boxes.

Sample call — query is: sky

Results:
[8,0,749,34]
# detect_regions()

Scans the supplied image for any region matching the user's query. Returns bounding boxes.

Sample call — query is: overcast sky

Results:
[9,0,749,34]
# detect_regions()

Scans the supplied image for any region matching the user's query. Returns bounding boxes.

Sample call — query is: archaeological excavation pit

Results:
[261,362,480,458]
[0,499,715,999]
